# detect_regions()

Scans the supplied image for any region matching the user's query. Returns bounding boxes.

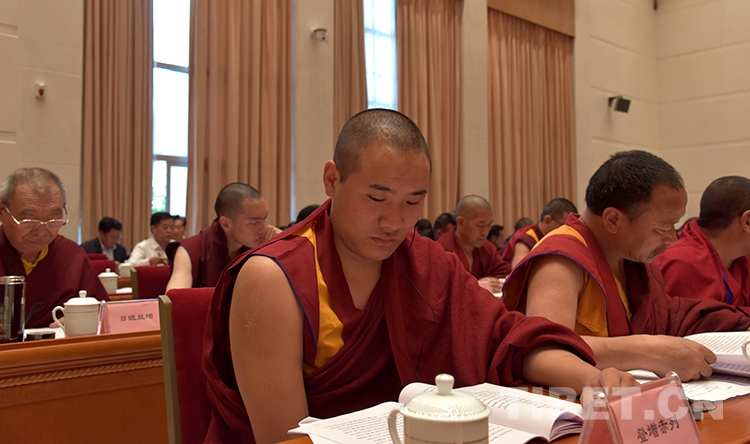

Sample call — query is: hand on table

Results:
[479,277,504,293]
[148,256,169,266]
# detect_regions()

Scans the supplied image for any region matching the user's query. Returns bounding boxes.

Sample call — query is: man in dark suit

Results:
[81,217,128,262]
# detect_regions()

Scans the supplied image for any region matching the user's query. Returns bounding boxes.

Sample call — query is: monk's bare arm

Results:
[522,346,638,409]
[511,243,531,268]
[165,246,193,291]
[229,255,307,444]
[524,255,715,381]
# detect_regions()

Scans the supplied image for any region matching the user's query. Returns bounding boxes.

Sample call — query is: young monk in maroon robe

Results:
[202,109,637,444]
[503,151,750,383]
[655,176,750,312]
[165,183,280,290]
[499,197,577,269]
[0,167,108,332]
[436,195,510,293]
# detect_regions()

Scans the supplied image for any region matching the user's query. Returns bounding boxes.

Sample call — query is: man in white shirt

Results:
[125,212,174,266]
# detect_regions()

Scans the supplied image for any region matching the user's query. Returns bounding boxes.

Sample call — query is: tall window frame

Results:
[152,0,190,217]
[363,0,397,110]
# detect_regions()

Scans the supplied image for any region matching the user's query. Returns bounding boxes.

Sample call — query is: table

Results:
[279,394,750,443]
[0,330,168,443]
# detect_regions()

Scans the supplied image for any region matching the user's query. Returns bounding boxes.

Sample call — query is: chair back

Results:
[132,265,171,299]
[87,253,108,261]
[89,259,117,275]
[159,287,214,444]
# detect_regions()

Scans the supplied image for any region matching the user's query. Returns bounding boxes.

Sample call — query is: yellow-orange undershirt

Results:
[293,223,345,375]
[21,246,49,275]
[537,227,632,337]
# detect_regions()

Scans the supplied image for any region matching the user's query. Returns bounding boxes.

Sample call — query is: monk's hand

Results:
[636,335,716,381]
[580,367,639,412]
[479,277,503,293]
[262,225,283,242]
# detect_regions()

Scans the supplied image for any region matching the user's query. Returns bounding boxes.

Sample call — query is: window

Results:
[363,0,397,110]
[152,0,190,215]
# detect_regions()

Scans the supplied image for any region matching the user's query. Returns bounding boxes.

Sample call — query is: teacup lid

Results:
[402,374,491,421]
[65,290,101,306]
[98,268,118,278]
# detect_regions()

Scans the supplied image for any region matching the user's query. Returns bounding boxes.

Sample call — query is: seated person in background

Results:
[166,183,281,290]
[487,224,504,250]
[655,176,750,311]
[431,212,455,239]
[203,109,636,443]
[503,150,750,382]
[415,218,433,238]
[0,167,108,329]
[437,195,511,293]
[500,216,533,252]
[499,198,577,269]
[80,217,128,262]
[125,212,174,267]
[172,215,186,240]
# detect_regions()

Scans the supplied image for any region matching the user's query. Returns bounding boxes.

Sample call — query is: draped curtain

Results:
[397,0,462,221]
[187,0,292,230]
[81,0,153,250]
[334,0,368,137]
[487,9,576,232]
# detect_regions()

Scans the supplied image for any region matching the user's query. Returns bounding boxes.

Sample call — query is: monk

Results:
[655,176,750,312]
[437,195,510,293]
[431,212,455,239]
[503,150,750,382]
[165,183,280,290]
[203,109,636,443]
[499,198,577,268]
[0,167,108,332]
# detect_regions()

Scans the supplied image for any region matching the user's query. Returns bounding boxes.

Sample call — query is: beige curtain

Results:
[188,0,292,230]
[81,0,153,250]
[397,0,462,221]
[334,0,368,137]
[487,9,575,233]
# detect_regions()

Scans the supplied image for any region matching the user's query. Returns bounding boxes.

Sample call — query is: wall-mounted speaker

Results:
[608,96,631,113]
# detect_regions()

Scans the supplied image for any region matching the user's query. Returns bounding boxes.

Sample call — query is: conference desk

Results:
[280,394,750,444]
[0,330,168,443]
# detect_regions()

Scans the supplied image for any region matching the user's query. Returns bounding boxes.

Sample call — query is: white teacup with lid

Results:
[388,373,491,444]
[98,268,119,295]
[52,290,102,337]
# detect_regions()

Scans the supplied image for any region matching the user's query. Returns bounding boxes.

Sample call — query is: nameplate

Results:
[580,372,702,444]
[101,299,160,334]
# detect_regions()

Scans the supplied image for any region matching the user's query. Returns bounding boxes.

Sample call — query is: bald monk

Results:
[655,176,750,311]
[437,195,511,293]
[166,183,281,290]
[504,150,750,382]
[203,109,637,443]
[0,167,108,332]
[500,198,578,269]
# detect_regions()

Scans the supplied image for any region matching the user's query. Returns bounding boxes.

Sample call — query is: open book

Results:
[684,331,750,378]
[290,382,583,444]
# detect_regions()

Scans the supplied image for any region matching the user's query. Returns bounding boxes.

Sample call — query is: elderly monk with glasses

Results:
[0,167,108,330]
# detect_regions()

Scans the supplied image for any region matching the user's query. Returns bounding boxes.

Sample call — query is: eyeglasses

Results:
[551,217,565,227]
[2,202,68,231]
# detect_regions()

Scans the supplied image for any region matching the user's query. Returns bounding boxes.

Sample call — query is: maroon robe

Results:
[202,199,595,443]
[498,224,543,268]
[503,213,750,337]
[655,220,750,312]
[436,227,511,279]
[0,226,109,331]
[167,219,244,288]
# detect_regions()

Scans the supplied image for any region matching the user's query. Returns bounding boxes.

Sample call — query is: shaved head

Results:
[215,183,262,218]
[334,108,431,182]
[456,195,492,220]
